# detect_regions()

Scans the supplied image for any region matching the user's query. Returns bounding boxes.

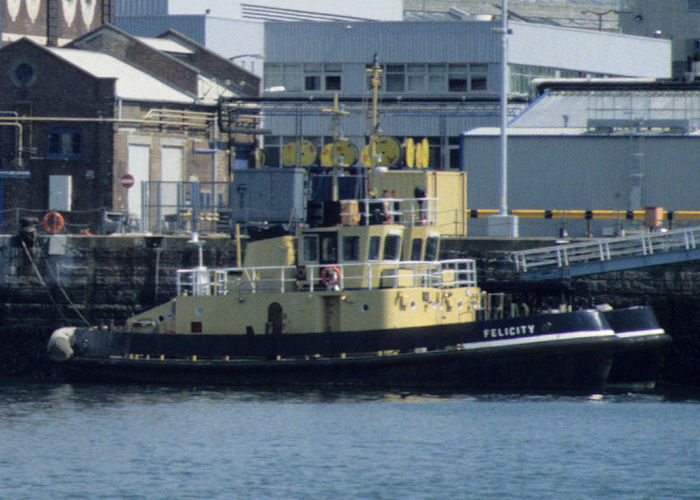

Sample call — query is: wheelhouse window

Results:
[342,235,360,261]
[368,235,381,260]
[425,236,439,261]
[410,238,423,260]
[320,233,337,263]
[302,235,319,262]
[47,128,82,158]
[383,234,401,261]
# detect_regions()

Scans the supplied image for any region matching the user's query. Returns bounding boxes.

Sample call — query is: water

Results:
[1,383,698,500]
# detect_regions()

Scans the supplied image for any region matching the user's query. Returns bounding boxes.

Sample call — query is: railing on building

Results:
[142,181,232,234]
[512,226,700,279]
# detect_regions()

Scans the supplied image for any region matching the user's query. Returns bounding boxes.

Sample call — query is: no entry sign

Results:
[120,173,135,189]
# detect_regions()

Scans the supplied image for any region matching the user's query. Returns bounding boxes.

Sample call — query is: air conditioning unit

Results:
[49,175,72,212]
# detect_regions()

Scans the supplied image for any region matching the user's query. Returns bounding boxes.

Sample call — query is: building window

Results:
[47,128,82,158]
[266,63,342,92]
[368,63,488,93]
[690,0,700,11]
[469,64,488,91]
[264,63,302,92]
[385,64,406,92]
[448,64,467,91]
[325,74,341,90]
[448,136,461,170]
[15,63,34,85]
[10,61,36,87]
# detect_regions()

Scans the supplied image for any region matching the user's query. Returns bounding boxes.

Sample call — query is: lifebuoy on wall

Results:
[320,265,342,289]
[42,211,65,234]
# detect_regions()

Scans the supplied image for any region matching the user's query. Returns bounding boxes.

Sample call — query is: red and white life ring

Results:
[320,265,342,289]
[42,211,64,234]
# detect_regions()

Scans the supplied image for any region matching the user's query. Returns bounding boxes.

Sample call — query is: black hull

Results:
[55,339,614,391]
[51,310,619,391]
[603,306,671,389]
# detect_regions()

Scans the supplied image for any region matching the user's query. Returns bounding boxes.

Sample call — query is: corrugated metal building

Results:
[260,20,670,170]
[113,0,403,72]
[462,82,700,237]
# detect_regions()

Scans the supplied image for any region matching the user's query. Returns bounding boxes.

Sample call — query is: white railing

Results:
[356,196,438,226]
[512,226,700,273]
[177,258,477,297]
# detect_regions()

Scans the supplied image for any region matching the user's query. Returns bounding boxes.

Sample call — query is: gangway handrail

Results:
[512,226,700,273]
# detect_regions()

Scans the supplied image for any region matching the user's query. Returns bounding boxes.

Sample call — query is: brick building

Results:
[1,0,113,46]
[0,24,259,233]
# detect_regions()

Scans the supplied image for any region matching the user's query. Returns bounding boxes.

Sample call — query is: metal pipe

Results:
[499,0,509,217]
[0,122,23,168]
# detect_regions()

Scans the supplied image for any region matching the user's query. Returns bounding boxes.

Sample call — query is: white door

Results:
[160,145,184,216]
[127,143,150,228]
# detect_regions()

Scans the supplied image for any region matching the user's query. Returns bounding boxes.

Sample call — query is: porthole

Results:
[362,304,369,311]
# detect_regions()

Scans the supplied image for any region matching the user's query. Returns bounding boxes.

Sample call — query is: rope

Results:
[21,240,69,324]
[21,240,90,326]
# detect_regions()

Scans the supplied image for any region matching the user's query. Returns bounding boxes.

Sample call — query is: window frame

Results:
[46,127,83,159]
[341,235,360,261]
[302,234,319,263]
[382,233,402,261]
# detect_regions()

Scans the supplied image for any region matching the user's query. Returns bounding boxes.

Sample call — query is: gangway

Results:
[512,226,700,281]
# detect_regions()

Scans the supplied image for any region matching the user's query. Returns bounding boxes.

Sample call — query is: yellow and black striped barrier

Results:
[467,209,700,221]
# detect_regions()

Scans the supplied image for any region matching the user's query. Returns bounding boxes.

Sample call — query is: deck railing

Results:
[512,226,700,273]
[177,258,477,297]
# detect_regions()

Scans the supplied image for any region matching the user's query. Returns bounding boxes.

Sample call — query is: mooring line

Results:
[21,241,90,326]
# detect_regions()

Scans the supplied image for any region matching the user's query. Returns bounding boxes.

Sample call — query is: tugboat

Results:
[47,57,669,390]
[47,190,668,390]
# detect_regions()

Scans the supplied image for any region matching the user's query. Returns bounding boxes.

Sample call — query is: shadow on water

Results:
[2,377,699,406]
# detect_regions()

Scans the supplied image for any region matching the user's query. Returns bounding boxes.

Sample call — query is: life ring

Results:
[42,211,64,234]
[320,265,342,289]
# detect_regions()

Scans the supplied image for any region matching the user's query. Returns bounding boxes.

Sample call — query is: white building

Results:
[259,19,670,170]
[114,0,403,73]
[461,80,700,237]
[619,0,700,80]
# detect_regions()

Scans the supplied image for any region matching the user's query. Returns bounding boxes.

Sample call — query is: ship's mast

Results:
[365,54,383,198]
[322,93,349,202]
